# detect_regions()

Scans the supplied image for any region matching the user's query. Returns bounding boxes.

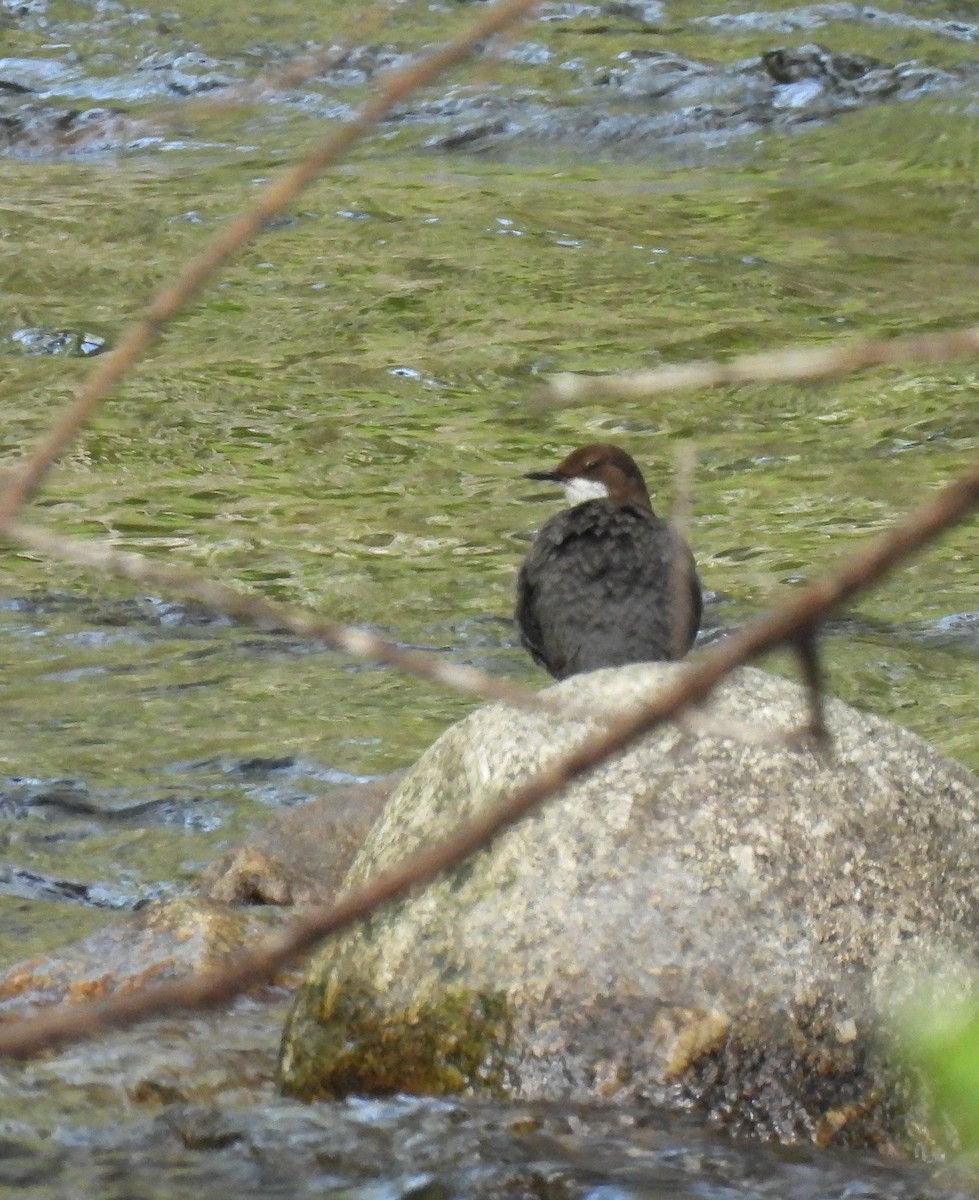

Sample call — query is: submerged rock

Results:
[199,774,401,906]
[136,50,235,96]
[693,5,979,43]
[418,33,978,156]
[280,664,979,1150]
[7,325,105,355]
[0,102,153,157]
[0,896,294,1012]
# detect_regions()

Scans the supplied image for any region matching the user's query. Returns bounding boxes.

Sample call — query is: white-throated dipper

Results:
[515,443,702,679]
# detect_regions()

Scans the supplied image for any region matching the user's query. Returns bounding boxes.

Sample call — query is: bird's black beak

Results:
[524,468,562,482]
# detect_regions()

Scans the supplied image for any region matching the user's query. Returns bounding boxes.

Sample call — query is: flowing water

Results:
[0,0,978,1193]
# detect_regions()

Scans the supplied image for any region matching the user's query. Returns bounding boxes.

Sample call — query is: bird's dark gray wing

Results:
[515,500,701,679]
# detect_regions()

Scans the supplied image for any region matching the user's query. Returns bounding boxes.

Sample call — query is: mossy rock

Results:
[280,665,979,1149]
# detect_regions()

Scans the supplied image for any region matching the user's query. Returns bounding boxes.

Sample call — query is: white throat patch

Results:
[562,477,609,505]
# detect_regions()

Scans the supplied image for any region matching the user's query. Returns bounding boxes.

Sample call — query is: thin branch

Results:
[2,521,544,711]
[0,0,541,527]
[546,324,979,404]
[668,442,696,660]
[792,629,828,742]
[0,451,976,1060]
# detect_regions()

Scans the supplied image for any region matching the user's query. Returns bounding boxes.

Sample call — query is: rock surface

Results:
[0,896,296,1012]
[198,774,400,907]
[280,664,979,1149]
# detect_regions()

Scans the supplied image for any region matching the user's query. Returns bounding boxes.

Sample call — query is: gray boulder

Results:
[279,665,979,1149]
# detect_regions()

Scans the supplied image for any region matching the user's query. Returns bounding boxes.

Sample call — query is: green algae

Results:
[280,978,512,1100]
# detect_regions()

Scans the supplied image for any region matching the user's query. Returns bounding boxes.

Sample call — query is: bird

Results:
[515,442,702,680]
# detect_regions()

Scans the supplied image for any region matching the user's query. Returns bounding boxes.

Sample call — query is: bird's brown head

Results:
[525,443,653,510]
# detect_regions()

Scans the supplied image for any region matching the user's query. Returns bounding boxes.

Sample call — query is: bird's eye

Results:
[584,460,599,472]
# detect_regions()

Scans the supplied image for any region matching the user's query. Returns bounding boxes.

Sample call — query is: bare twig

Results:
[668,442,696,660]
[793,629,828,742]
[546,324,979,404]
[0,451,975,1060]
[0,0,541,527]
[2,521,545,710]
